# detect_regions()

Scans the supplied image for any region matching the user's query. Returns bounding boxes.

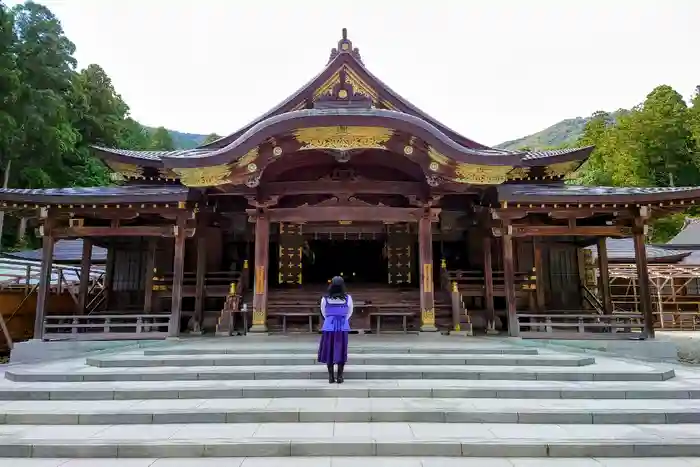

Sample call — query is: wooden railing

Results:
[43,314,169,341]
[516,312,643,339]
[445,269,535,296]
[153,271,243,298]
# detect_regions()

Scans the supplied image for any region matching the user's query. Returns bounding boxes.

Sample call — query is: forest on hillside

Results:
[0,0,699,248]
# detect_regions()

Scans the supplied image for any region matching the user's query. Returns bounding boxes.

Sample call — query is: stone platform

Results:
[1,336,700,465]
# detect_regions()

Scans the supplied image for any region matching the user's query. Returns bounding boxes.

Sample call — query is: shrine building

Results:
[3,29,700,342]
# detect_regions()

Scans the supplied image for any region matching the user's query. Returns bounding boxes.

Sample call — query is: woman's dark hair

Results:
[327,275,347,299]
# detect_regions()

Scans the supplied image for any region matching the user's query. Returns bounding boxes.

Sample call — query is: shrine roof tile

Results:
[498,184,700,203]
[587,238,691,264]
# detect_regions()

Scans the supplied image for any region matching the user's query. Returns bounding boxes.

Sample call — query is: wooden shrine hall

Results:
[2,29,700,342]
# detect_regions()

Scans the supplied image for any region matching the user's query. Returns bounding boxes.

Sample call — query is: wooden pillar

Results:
[502,225,519,337]
[143,238,157,313]
[250,211,270,333]
[77,238,93,314]
[418,213,436,332]
[103,239,115,310]
[17,217,28,242]
[168,217,187,337]
[193,221,207,334]
[483,235,496,331]
[533,237,545,313]
[633,227,654,338]
[33,219,55,340]
[597,237,613,315]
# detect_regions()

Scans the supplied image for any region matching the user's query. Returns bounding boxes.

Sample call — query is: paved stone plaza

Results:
[3,335,700,465]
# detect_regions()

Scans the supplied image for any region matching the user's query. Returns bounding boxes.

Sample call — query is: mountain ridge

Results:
[152,116,594,152]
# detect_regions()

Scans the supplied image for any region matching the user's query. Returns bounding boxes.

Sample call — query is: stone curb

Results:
[1,440,700,458]
[85,356,596,368]
[0,386,694,401]
[142,347,540,356]
[4,368,674,383]
[1,409,698,425]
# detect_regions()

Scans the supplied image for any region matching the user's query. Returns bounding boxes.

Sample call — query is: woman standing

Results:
[318,276,353,384]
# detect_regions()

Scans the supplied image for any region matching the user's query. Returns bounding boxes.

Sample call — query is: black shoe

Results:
[336,363,345,384]
[327,365,335,384]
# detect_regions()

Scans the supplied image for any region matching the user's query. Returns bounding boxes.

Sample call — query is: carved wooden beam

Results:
[492,225,634,238]
[257,180,425,198]
[247,206,441,223]
[245,195,280,209]
[52,226,196,238]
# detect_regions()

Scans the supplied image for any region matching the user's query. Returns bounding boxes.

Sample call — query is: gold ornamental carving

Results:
[252,309,266,326]
[173,164,231,187]
[344,67,377,100]
[235,147,260,168]
[313,70,342,99]
[507,167,530,180]
[293,126,393,151]
[427,146,450,166]
[421,308,435,326]
[107,162,143,180]
[454,164,513,185]
[158,167,179,180]
[544,161,580,178]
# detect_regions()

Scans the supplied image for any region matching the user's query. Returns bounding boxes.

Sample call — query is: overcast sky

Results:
[10,0,699,146]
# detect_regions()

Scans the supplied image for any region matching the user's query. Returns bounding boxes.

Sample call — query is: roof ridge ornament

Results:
[328,28,363,64]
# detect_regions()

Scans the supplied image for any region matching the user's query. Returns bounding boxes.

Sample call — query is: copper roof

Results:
[0,185,192,204]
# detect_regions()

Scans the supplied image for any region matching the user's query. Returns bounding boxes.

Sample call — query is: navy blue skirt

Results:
[318,331,349,364]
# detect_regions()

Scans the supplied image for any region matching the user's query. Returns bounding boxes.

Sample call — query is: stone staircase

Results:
[2,337,700,466]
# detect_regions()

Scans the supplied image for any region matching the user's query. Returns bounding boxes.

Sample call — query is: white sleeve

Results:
[347,295,354,318]
[320,297,326,318]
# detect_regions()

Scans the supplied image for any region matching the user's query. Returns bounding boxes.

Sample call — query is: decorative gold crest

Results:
[173,165,231,187]
[426,146,450,166]
[235,147,259,168]
[293,126,394,150]
[454,164,513,185]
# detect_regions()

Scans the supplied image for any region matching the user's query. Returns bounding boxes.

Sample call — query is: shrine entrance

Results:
[304,239,388,284]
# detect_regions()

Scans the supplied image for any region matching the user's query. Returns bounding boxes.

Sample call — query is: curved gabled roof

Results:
[94,108,594,167]
[199,29,490,152]
[91,29,596,186]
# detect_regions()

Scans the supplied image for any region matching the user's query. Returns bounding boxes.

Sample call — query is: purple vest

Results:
[321,296,351,332]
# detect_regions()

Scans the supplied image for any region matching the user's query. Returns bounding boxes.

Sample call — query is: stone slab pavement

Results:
[5,458,700,466]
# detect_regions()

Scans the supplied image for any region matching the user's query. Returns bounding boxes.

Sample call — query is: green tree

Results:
[574,111,615,186]
[10,1,80,188]
[202,133,221,145]
[119,118,150,149]
[149,126,175,150]
[626,85,697,187]
[688,86,700,154]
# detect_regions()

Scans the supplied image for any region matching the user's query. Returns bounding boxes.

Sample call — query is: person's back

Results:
[317,276,353,383]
